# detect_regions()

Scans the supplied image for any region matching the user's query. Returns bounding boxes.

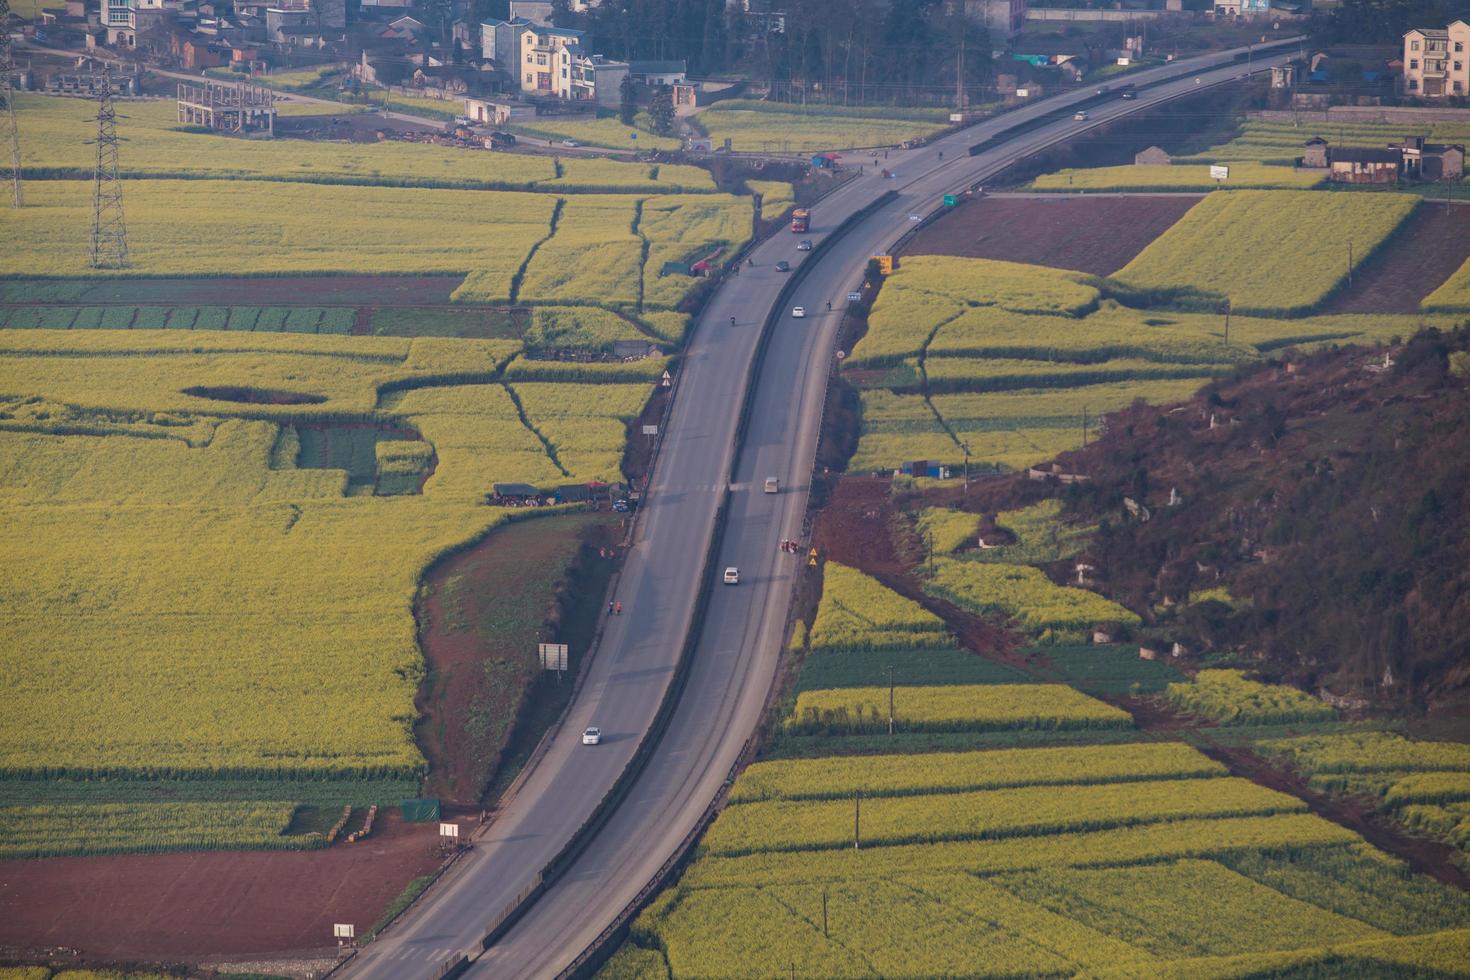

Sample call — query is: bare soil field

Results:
[0,811,447,960]
[1321,201,1470,314]
[903,194,1201,276]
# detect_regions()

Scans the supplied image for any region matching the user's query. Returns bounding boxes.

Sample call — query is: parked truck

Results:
[790,208,810,234]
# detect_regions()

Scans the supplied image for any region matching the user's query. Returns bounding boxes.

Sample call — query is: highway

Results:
[344,37,1303,980]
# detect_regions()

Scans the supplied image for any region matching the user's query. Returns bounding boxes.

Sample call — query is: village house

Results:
[1328,146,1402,184]
[1402,21,1470,97]
[1391,135,1466,180]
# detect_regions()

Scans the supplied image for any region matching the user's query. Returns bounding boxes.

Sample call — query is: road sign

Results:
[661,370,672,388]
[847,291,862,302]
[630,133,637,139]
[642,424,659,436]
[538,643,568,672]
[439,822,459,839]
[334,924,355,939]
[835,350,847,361]
[1210,164,1230,181]
[808,557,818,567]
[943,194,957,206]
[908,213,921,221]
[809,547,818,558]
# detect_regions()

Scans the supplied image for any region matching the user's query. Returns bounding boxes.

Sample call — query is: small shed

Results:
[1134,146,1172,166]
[613,340,659,360]
[660,260,692,277]
[1300,137,1329,168]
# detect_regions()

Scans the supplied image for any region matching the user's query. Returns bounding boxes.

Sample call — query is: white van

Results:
[764,477,779,494]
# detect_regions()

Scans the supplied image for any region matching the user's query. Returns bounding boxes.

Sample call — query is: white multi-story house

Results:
[1403,21,1470,98]
[482,15,532,65]
[558,43,628,106]
[518,24,584,94]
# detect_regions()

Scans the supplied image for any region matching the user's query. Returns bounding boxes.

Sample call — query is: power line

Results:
[89,65,129,269]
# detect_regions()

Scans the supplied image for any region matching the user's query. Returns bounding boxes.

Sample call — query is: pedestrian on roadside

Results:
[608,601,615,616]
[615,601,623,615]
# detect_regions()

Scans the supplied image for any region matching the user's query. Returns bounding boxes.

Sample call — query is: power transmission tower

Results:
[0,0,22,207]
[89,66,129,269]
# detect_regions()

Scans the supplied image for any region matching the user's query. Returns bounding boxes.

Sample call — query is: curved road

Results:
[346,38,1303,980]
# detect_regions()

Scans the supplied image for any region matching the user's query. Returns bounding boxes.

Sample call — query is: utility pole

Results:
[887,664,895,736]
[1081,406,1088,447]
[822,890,829,937]
[0,0,22,208]
[88,66,129,269]
[955,28,966,111]
[962,442,971,491]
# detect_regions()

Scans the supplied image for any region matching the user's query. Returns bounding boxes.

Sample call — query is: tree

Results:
[649,82,675,136]
[619,72,637,126]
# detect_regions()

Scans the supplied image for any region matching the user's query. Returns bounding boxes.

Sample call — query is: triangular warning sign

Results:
[808,548,818,558]
[807,557,818,567]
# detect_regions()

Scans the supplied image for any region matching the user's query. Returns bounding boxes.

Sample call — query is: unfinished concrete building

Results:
[177,80,276,135]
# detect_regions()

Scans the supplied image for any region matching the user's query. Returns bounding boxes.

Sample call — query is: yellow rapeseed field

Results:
[786,682,1132,734]
[1115,191,1419,315]
[0,330,644,781]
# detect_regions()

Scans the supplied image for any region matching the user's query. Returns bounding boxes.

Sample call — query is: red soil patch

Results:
[1321,201,1470,314]
[903,194,1201,276]
[0,812,448,961]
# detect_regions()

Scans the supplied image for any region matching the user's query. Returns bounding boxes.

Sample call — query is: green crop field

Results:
[693,99,951,153]
[509,111,680,151]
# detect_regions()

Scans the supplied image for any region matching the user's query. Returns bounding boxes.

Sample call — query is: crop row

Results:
[785,682,1132,735]
[729,741,1228,803]
[0,305,356,334]
[1254,731,1470,775]
[682,812,1358,888]
[913,506,979,554]
[0,801,302,858]
[1163,669,1337,726]
[704,777,1301,856]
[925,558,1140,635]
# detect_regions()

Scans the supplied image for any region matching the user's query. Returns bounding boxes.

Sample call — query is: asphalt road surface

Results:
[345,38,1303,980]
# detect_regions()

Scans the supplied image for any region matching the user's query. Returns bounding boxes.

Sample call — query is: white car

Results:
[792,307,806,318]
[562,139,580,147]
[764,477,779,494]
[797,239,813,251]
[582,726,601,745]
[1073,111,1088,121]
[723,566,740,585]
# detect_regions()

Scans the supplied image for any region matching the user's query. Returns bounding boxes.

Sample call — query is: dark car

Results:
[775,260,791,272]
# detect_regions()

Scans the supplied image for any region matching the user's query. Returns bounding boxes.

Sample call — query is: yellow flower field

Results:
[0,330,648,782]
[1115,191,1419,315]
[786,682,1132,734]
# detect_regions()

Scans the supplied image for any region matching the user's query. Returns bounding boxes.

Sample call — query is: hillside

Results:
[1050,325,1470,705]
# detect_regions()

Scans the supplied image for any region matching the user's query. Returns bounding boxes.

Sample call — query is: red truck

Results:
[790,208,810,234]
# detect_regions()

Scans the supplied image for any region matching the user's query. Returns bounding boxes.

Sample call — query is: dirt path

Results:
[1321,201,1470,314]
